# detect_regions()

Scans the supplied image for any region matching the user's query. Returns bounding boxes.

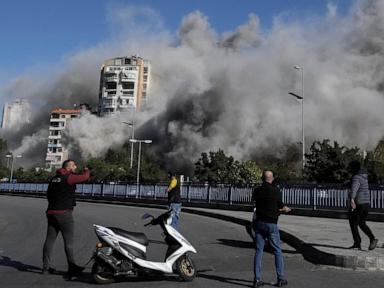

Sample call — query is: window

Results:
[144,67,148,73]
[107,91,116,95]
[51,113,60,119]
[58,148,62,152]
[71,115,77,118]
[115,59,122,65]
[61,114,65,118]
[125,58,131,65]
[106,82,117,90]
[122,82,135,90]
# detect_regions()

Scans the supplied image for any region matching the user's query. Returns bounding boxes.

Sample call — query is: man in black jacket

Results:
[42,159,90,276]
[253,171,291,287]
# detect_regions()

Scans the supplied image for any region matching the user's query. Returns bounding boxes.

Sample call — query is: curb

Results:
[182,208,384,271]
[1,193,383,270]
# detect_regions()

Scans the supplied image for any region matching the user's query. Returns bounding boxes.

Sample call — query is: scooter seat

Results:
[108,227,149,246]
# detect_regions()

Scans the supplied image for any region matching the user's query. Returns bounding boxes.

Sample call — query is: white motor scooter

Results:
[91,210,197,284]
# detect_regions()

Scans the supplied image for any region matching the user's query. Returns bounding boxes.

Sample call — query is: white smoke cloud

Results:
[1,0,384,172]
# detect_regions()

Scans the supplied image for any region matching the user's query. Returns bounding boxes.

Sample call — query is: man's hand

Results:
[350,199,356,210]
[279,206,291,213]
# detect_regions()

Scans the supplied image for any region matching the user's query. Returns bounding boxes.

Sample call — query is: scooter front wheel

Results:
[92,261,115,284]
[175,255,196,282]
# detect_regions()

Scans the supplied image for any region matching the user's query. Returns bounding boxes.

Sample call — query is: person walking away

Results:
[348,160,378,250]
[42,159,90,277]
[253,170,291,287]
[166,171,181,231]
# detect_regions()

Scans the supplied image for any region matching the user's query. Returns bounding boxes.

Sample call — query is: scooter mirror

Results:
[142,213,154,220]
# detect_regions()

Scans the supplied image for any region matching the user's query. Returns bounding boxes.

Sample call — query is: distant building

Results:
[98,55,150,116]
[1,99,30,129]
[45,108,82,169]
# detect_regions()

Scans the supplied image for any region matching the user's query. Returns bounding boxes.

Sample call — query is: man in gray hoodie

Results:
[348,160,378,250]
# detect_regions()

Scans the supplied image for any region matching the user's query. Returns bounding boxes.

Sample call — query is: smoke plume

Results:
[1,0,384,174]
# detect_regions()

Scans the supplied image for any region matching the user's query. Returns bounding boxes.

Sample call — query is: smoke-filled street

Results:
[1,195,384,288]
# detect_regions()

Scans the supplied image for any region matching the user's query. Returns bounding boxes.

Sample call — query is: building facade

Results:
[98,56,150,116]
[45,108,82,169]
[1,99,30,129]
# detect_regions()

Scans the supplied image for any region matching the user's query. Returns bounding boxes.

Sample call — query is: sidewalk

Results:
[184,207,384,271]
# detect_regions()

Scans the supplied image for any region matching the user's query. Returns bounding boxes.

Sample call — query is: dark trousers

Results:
[42,212,75,268]
[348,203,375,245]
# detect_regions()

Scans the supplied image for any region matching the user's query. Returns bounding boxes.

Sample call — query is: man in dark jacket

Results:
[348,161,378,250]
[253,171,291,287]
[42,159,90,276]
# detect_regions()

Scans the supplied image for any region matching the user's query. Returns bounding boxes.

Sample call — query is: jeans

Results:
[349,203,375,245]
[42,212,75,268]
[254,220,285,281]
[169,203,182,231]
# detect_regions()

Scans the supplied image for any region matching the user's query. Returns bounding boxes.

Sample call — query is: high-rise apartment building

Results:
[1,99,30,129]
[98,56,150,116]
[45,108,82,169]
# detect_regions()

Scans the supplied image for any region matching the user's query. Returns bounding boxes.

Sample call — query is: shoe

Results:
[67,263,84,277]
[253,279,264,287]
[41,267,56,274]
[369,239,378,251]
[276,279,288,287]
[348,244,361,250]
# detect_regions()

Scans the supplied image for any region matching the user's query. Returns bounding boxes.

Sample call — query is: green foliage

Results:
[84,145,166,183]
[13,167,54,182]
[0,138,9,167]
[194,150,262,184]
[373,140,384,182]
[305,139,362,183]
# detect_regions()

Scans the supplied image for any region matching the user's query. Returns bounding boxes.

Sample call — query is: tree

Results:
[373,140,384,182]
[305,140,362,183]
[194,150,262,184]
[238,160,262,184]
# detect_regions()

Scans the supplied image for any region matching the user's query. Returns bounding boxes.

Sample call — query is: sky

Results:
[0,0,352,90]
[7,0,383,172]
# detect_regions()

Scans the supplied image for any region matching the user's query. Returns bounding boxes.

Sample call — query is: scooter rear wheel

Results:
[92,261,115,284]
[175,255,196,282]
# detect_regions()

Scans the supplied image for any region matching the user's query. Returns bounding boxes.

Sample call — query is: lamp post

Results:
[5,154,12,169]
[289,65,305,178]
[123,121,135,169]
[7,154,22,183]
[129,139,152,197]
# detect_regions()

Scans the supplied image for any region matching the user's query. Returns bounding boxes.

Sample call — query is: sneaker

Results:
[253,279,264,287]
[348,244,361,250]
[369,239,378,251]
[67,263,84,277]
[41,267,56,275]
[276,279,288,287]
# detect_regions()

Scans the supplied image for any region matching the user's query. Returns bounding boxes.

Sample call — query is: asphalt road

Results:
[1,195,384,288]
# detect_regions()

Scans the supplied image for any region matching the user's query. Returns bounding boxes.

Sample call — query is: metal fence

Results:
[1,182,384,212]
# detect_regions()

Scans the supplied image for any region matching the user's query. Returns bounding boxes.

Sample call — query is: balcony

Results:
[49,126,65,131]
[105,76,118,82]
[48,135,61,139]
[48,143,63,148]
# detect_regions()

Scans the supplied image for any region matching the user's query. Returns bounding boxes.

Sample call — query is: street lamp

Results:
[123,108,136,169]
[5,154,12,169]
[129,139,152,197]
[123,121,135,169]
[7,154,22,183]
[289,65,305,178]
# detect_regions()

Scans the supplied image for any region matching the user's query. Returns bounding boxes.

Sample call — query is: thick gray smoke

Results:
[1,0,384,173]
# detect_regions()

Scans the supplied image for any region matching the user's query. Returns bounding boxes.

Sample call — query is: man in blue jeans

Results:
[166,171,181,231]
[253,171,291,287]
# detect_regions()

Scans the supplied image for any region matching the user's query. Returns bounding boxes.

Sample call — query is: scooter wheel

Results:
[175,255,196,282]
[92,261,115,284]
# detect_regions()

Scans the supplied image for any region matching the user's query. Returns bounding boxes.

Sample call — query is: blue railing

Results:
[1,182,384,212]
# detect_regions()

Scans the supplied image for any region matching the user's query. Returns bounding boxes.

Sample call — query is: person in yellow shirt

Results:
[166,171,181,230]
